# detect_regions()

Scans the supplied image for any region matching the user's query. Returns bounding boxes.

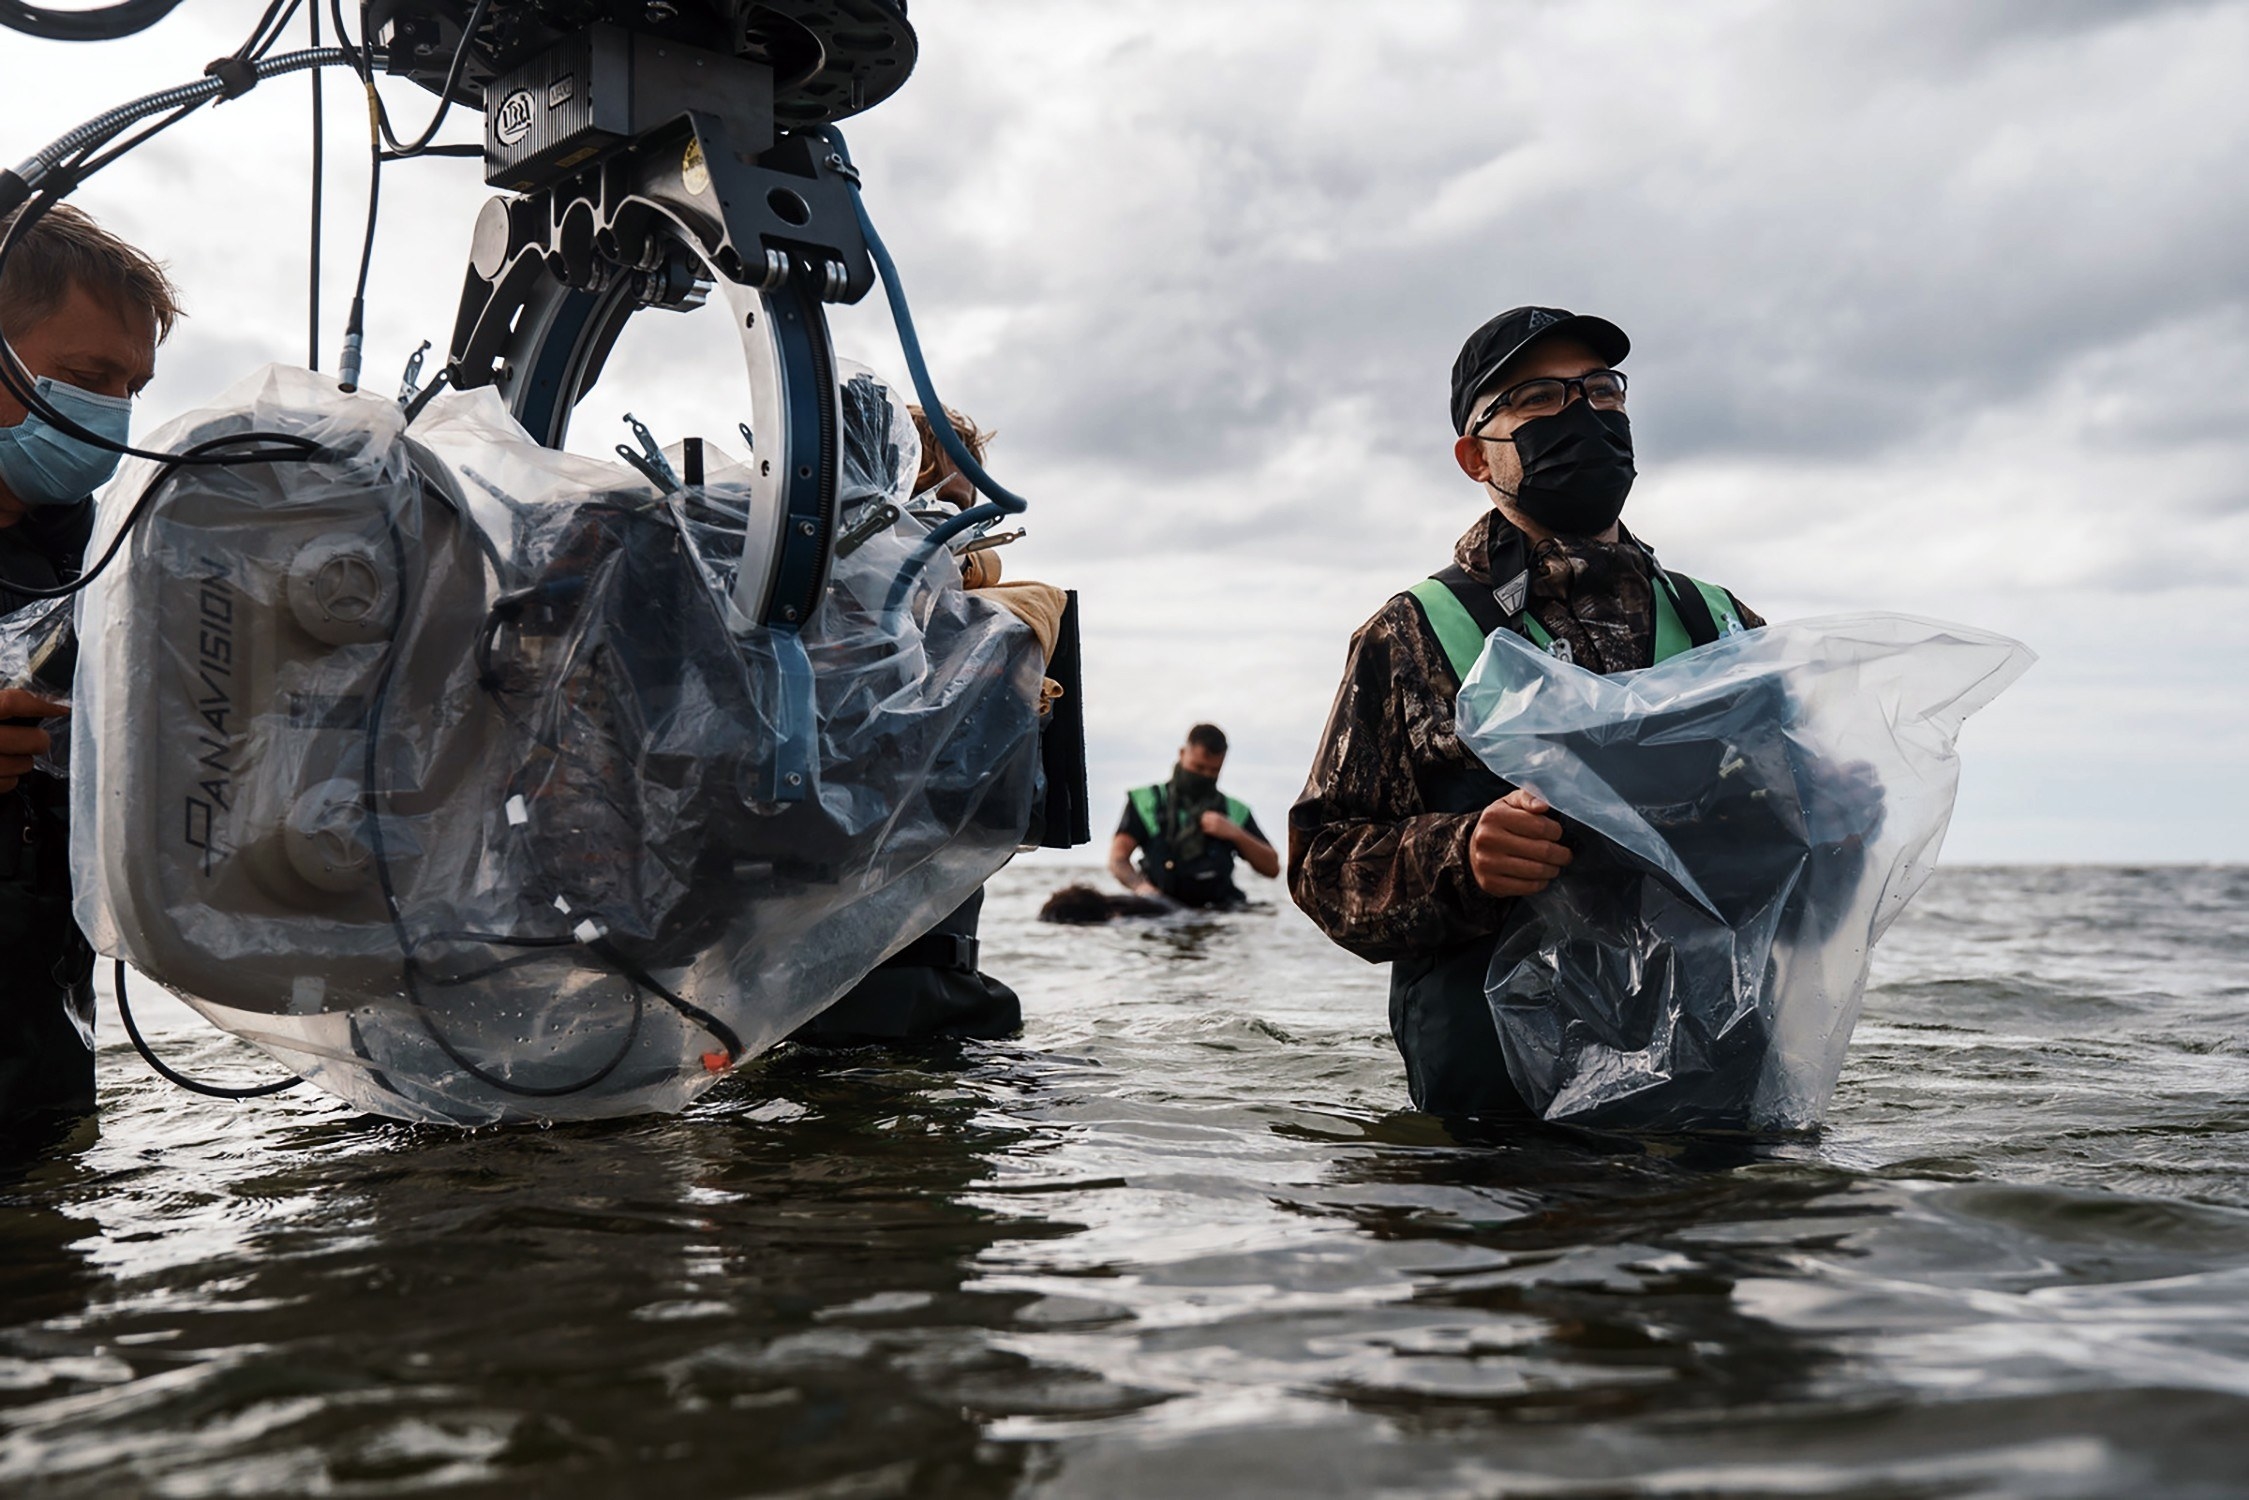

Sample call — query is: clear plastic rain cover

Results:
[61,365,1047,1124]
[1455,615,2033,1133]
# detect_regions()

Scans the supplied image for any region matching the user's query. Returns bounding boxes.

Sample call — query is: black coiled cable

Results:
[0,0,184,42]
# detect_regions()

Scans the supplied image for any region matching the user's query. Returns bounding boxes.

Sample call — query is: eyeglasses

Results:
[1471,369,1628,434]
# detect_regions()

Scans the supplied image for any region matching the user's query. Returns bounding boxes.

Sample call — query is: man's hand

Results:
[0,690,67,795]
[1108,830,1162,896]
[1470,788,1571,898]
[1200,809,1280,879]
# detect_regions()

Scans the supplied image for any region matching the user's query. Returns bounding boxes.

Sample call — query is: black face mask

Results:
[1499,401,1636,536]
[1171,769,1218,799]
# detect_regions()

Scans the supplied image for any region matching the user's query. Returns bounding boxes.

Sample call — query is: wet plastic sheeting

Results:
[1455,615,2033,1132]
[58,365,1046,1124]
[0,594,74,776]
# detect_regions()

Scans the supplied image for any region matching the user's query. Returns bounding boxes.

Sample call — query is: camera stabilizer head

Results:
[367,3,915,639]
[365,1,915,127]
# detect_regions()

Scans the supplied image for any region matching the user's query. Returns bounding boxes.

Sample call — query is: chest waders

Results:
[0,520,97,1126]
[1384,561,1746,1121]
[1129,783,1253,905]
[0,777,97,1124]
[790,888,1022,1047]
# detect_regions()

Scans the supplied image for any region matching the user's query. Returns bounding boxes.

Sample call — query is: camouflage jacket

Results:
[1287,509,1763,963]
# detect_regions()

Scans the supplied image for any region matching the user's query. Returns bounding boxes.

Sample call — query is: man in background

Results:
[1111,724,1279,910]
[0,204,172,1128]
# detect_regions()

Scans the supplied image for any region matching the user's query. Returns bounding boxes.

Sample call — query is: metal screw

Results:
[784,772,803,787]
[782,605,799,621]
[797,520,815,537]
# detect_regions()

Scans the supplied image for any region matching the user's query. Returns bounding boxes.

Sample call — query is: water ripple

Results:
[2,866,2246,1496]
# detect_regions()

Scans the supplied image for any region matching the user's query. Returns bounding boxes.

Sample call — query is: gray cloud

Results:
[4,0,2243,858]
[836,0,2249,496]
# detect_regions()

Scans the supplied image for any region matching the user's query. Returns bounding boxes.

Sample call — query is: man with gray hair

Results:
[0,203,174,1129]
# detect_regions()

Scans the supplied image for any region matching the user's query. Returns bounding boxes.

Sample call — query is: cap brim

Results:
[1455,314,1632,432]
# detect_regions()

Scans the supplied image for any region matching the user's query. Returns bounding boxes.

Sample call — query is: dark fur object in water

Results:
[1038,883,1174,924]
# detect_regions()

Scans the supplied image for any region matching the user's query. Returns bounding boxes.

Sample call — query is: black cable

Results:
[373,0,491,159]
[114,961,303,1099]
[0,187,330,466]
[336,145,378,390]
[468,569,747,1070]
[0,46,361,464]
[244,0,303,60]
[0,0,183,42]
[68,433,645,1101]
[3,30,342,432]
[381,143,479,160]
[52,0,307,178]
[590,938,745,1068]
[475,663,747,1070]
[326,0,482,161]
[360,504,648,1099]
[310,1,324,371]
[67,101,202,178]
[416,946,585,989]
[421,929,582,950]
[330,1,385,389]
[351,151,379,308]
[328,0,357,73]
[0,432,322,602]
[411,929,588,991]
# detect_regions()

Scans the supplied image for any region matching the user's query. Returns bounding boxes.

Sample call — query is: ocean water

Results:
[3,863,2247,1498]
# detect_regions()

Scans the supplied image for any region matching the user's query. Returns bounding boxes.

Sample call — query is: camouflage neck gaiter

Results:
[1521,532,1657,675]
[1165,768,1226,862]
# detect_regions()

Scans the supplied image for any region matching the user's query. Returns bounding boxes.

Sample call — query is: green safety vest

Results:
[1407,570,1744,681]
[1129,783,1252,839]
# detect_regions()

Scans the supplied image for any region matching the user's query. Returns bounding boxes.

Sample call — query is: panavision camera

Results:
[5,0,1090,1122]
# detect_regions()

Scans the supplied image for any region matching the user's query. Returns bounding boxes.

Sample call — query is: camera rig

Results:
[3,0,1082,822]
[1,1,1093,1119]
[368,2,918,636]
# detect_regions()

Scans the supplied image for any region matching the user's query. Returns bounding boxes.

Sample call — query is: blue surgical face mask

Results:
[0,376,133,507]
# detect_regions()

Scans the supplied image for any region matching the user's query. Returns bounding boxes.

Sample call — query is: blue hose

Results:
[812,128,1030,616]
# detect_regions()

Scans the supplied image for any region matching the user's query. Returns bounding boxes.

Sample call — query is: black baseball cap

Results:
[1450,306,1631,434]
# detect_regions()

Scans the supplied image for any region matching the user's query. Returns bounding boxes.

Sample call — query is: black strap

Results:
[202,54,259,99]
[1431,563,1511,636]
[1434,543,1722,652]
[1660,569,1722,648]
[879,932,979,973]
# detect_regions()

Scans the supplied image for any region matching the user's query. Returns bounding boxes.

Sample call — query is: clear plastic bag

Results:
[0,594,76,777]
[69,364,1047,1124]
[1455,614,2033,1132]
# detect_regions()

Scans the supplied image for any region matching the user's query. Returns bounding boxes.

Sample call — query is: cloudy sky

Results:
[4,0,2244,863]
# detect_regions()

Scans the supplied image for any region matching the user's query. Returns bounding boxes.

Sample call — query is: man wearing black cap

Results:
[1287,307,1763,1120]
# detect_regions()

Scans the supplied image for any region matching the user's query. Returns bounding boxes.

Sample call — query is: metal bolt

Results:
[782,605,799,621]
[797,520,815,537]
[784,772,803,787]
